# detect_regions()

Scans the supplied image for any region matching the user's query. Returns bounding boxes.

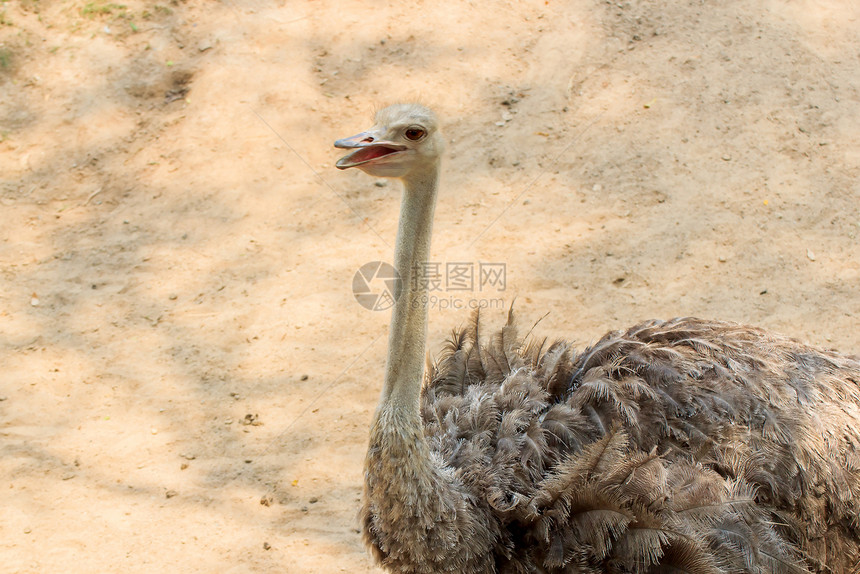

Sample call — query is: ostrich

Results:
[334,103,860,574]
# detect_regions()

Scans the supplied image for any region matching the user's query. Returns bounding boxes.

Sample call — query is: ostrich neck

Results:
[381,168,438,409]
[363,165,496,572]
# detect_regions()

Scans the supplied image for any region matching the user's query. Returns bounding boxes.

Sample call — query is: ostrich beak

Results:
[334,131,377,149]
[334,131,407,170]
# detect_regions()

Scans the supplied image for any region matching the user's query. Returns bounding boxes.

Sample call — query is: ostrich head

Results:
[335,103,443,180]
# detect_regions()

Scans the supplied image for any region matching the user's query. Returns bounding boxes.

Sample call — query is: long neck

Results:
[363,165,496,572]
[380,169,438,409]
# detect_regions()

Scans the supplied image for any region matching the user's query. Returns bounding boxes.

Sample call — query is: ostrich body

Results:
[335,104,860,574]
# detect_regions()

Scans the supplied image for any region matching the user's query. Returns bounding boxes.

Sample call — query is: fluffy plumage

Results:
[411,312,860,573]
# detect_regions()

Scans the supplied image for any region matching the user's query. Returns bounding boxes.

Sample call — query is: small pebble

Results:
[241,413,261,426]
[721,154,732,161]
[166,490,178,499]
[263,542,272,551]
[300,374,309,381]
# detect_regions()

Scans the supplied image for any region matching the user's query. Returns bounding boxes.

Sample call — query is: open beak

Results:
[334,131,407,170]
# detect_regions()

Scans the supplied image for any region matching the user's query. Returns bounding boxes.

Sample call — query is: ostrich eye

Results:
[404,128,425,141]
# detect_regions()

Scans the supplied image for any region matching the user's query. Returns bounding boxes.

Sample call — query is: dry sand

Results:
[1,1,858,572]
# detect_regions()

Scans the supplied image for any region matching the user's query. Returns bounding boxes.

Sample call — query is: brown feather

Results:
[409,314,860,573]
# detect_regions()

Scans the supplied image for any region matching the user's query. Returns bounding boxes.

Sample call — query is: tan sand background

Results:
[1,0,858,572]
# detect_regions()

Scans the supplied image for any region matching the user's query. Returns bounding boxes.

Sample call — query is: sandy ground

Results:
[0,0,858,572]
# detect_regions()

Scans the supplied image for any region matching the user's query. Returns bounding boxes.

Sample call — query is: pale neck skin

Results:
[380,169,439,410]
[360,131,496,574]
